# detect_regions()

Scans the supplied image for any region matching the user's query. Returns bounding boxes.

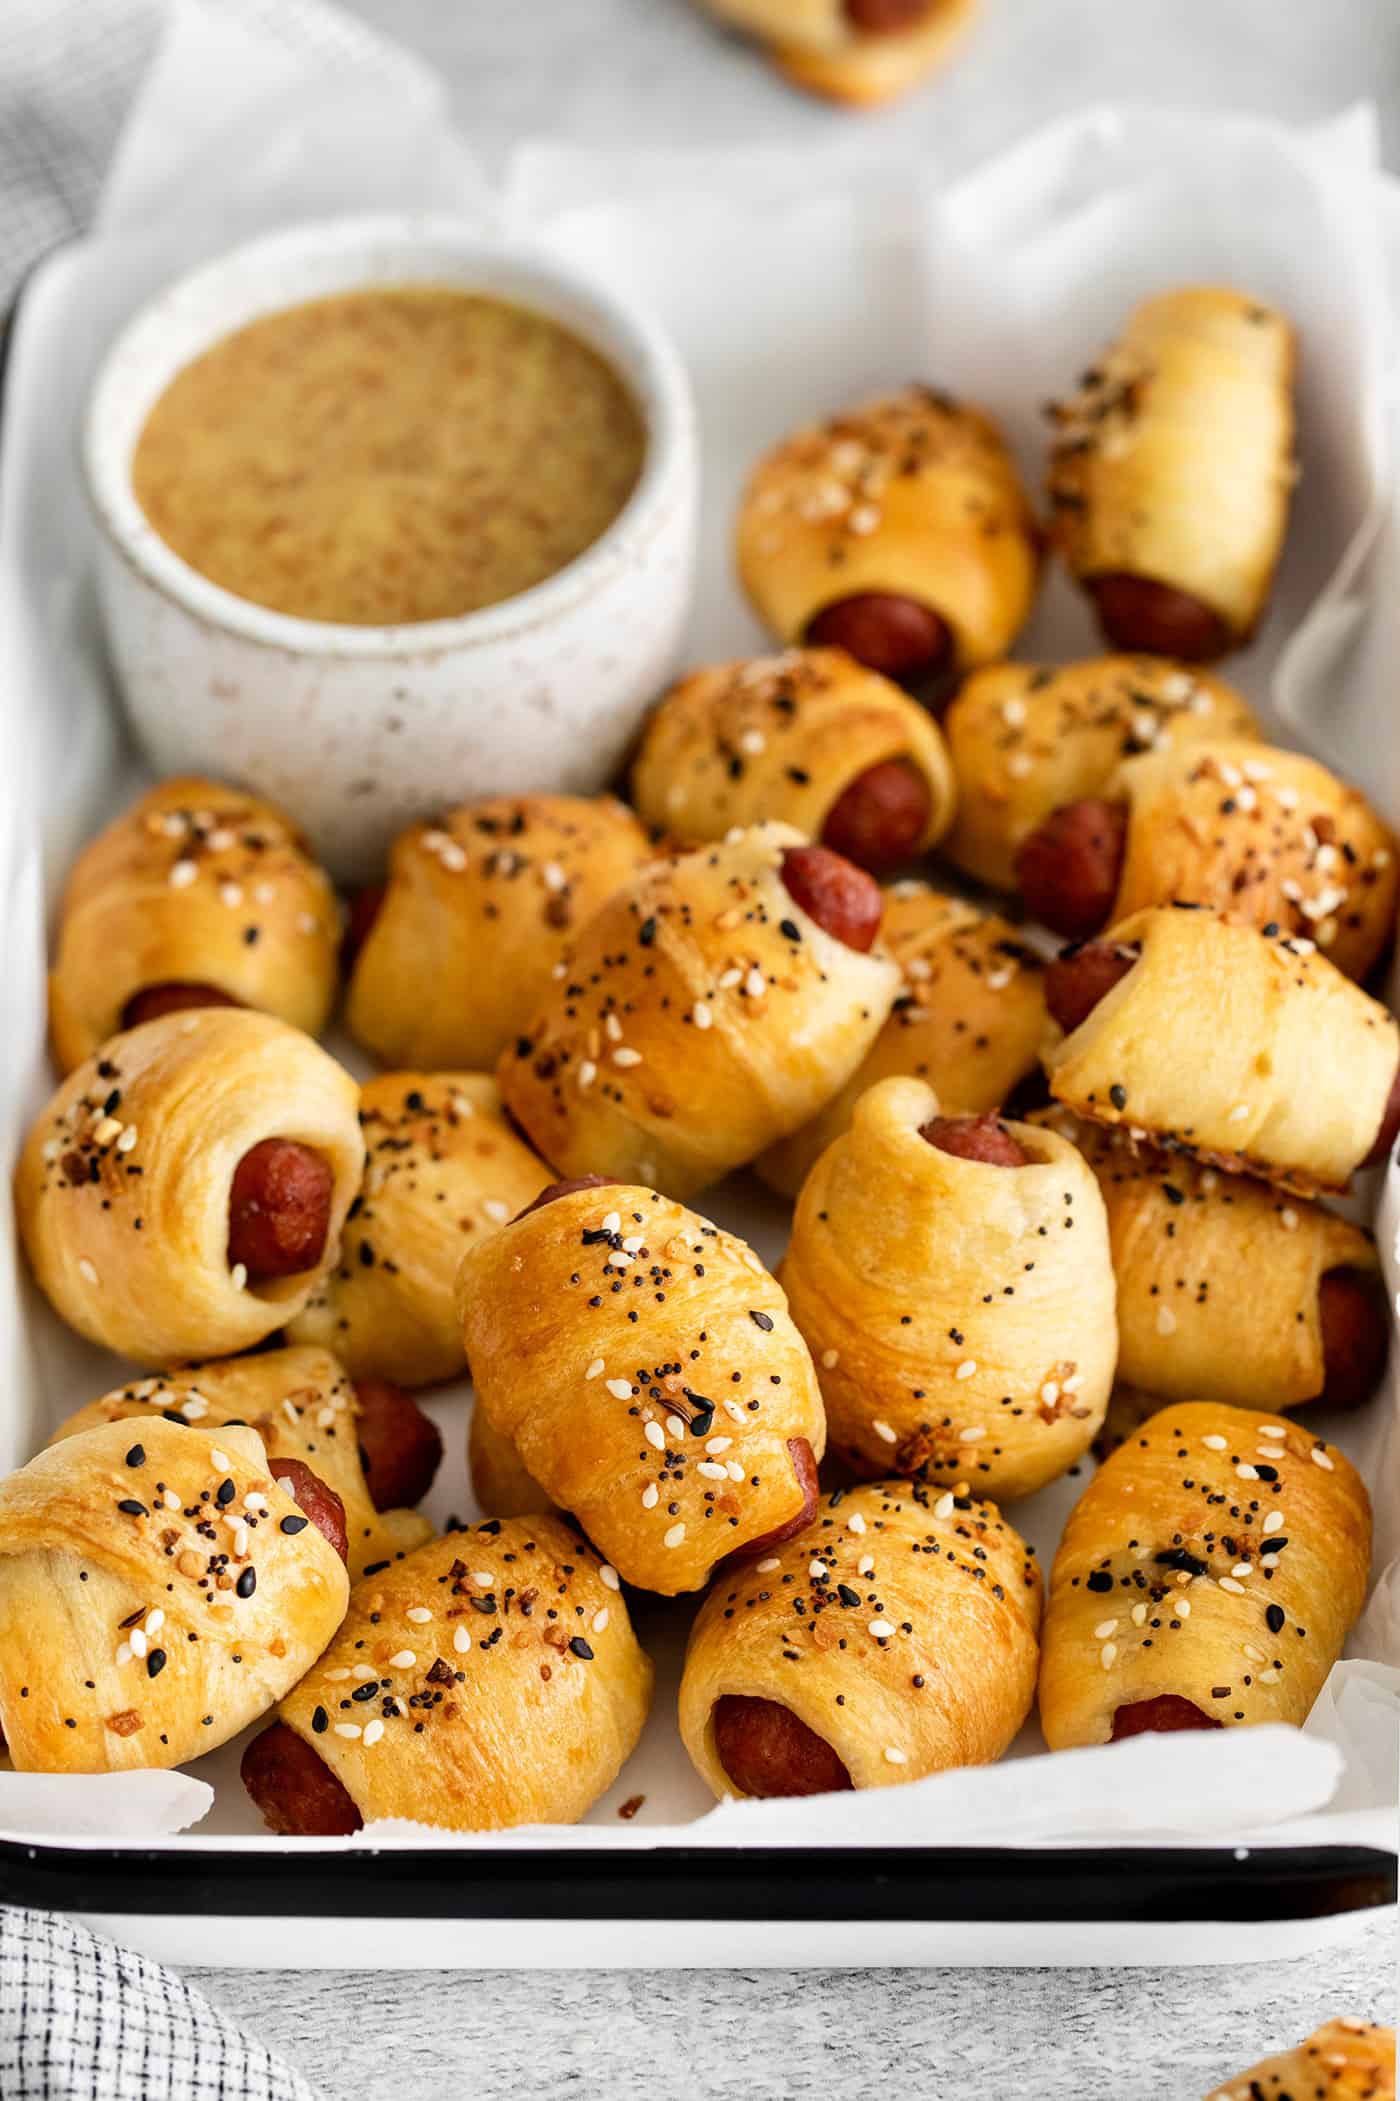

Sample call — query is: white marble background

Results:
[165,2,1400,2093]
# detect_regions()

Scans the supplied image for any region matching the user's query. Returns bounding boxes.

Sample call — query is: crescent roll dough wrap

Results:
[288,1073,549,1387]
[48,776,339,1075]
[1104,740,1397,981]
[1206,2021,1395,2101]
[736,387,1038,672]
[701,0,980,108]
[1035,1109,1382,1412]
[780,1078,1116,1500]
[757,883,1045,1197]
[680,1480,1041,1797]
[0,1419,349,1772]
[49,1348,433,1583]
[1048,288,1297,656]
[1044,909,1400,1196]
[631,648,955,858]
[269,1519,652,1829]
[468,1409,556,1520]
[346,794,654,1072]
[942,656,1259,892]
[1039,1402,1370,1747]
[16,1009,365,1363]
[496,824,900,1198]
[457,1181,826,1595]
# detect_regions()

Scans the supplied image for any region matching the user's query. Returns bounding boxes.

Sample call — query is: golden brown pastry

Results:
[345,793,654,1072]
[736,386,1038,687]
[457,1178,826,1595]
[0,1418,349,1772]
[631,649,955,873]
[1015,738,1397,977]
[1206,2021,1395,2101]
[942,656,1260,893]
[1039,1401,1370,1747]
[780,1077,1116,1500]
[496,824,900,1198]
[287,1072,549,1387]
[1043,909,1400,1197]
[1035,1108,1386,1413]
[49,1348,436,1583]
[680,1479,1040,1797]
[701,0,980,107]
[242,1517,652,1832]
[47,776,340,1075]
[16,1008,365,1364]
[757,882,1046,1197]
[1047,287,1297,659]
[467,1409,555,1520]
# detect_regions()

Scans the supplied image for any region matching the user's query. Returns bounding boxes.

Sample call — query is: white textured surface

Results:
[181,0,1397,2089]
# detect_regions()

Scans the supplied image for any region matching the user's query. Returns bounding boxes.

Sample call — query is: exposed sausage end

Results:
[1089,575,1232,662]
[1044,941,1138,1035]
[1014,799,1127,940]
[268,1458,349,1563]
[352,1378,443,1510]
[241,1721,363,1835]
[820,758,932,874]
[919,1112,1027,1167]
[805,594,951,685]
[227,1139,335,1281]
[1318,1269,1389,1409]
[713,1695,854,1797]
[1111,1696,1222,1740]
[121,983,242,1030]
[779,844,884,953]
[513,1174,621,1223]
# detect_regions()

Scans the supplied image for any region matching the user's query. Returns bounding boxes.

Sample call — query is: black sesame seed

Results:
[146,1649,167,1678]
[1086,1570,1113,1593]
[280,1514,308,1535]
[1266,1603,1285,1634]
[216,1478,236,1506]
[117,1499,148,1518]
[749,1310,774,1333]
[236,1567,257,1598]
[1109,1084,1128,1111]
[312,1705,329,1734]
[569,1637,594,1660]
[124,1445,146,1468]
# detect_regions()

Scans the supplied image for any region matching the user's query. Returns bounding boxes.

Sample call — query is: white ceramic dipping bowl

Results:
[84,215,699,881]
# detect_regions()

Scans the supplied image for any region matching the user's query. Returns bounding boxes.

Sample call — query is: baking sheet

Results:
[0,0,1397,1874]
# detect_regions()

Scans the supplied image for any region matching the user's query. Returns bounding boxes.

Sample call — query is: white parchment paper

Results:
[1,0,1398,1859]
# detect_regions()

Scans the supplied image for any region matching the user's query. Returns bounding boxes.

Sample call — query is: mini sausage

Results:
[514,1174,620,1223]
[920,1112,1027,1167]
[240,1720,363,1836]
[1111,1695,1222,1740]
[1318,1269,1389,1409]
[1362,1060,1400,1168]
[806,594,951,685]
[780,844,884,953]
[1044,941,1138,1035]
[121,982,242,1029]
[1089,575,1233,662]
[1014,799,1128,941]
[342,885,385,973]
[844,0,932,29]
[723,1437,820,1569]
[353,1377,443,1510]
[227,1139,334,1280]
[265,1457,349,1563]
[820,758,932,874]
[712,1694,854,1798]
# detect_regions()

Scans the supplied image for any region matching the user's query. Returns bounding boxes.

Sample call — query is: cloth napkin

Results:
[0,1907,317,2101]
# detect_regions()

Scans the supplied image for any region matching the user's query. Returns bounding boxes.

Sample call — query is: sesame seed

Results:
[1131,1604,1148,1626]
[93,1116,122,1146]
[809,1559,828,1579]
[698,1461,727,1480]
[472,1571,494,1588]
[1099,1643,1118,1669]
[958,1427,986,1444]
[1202,1434,1227,1450]
[168,860,197,889]
[955,1360,978,1381]
[692,1003,713,1031]
[663,1522,686,1548]
[847,1512,867,1535]
[219,881,243,908]
[230,1264,248,1291]
[334,1723,362,1741]
[642,1484,659,1509]
[1219,1577,1246,1595]
[645,1422,666,1451]
[482,1199,509,1223]
[78,1259,99,1286]
[744,969,766,1000]
[542,861,567,892]
[1236,1463,1258,1481]
[821,1350,840,1370]
[1228,1103,1250,1123]
[1311,1447,1334,1470]
[210,1448,230,1471]
[362,1719,385,1747]
[454,1626,472,1653]
[1262,1510,1285,1534]
[705,1436,732,1455]
[1093,1620,1117,1639]
[1177,1598,1191,1618]
[613,1047,643,1068]
[607,1379,635,1401]
[389,1650,416,1668]
[868,1619,895,1640]
[577,1061,597,1090]
[1232,1563,1253,1579]
[130,1628,148,1659]
[601,1211,621,1233]
[756,1557,781,1573]
[1257,1667,1281,1684]
[406,1607,432,1624]
[1279,1209,1299,1231]
[933,1493,955,1519]
[1156,1305,1177,1335]
[115,1642,132,1667]
[599,1564,621,1592]
[857,1555,875,1577]
[883,1746,907,1765]
[585,1359,605,1381]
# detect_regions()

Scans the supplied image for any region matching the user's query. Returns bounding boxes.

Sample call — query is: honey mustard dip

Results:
[130,286,647,627]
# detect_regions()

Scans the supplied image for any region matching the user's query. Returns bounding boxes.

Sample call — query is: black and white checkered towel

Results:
[0,1907,319,2099]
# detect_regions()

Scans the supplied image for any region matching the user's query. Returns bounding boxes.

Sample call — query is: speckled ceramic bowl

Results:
[83,215,699,881]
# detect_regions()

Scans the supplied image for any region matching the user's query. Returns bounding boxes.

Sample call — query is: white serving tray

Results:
[1,105,1398,1966]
